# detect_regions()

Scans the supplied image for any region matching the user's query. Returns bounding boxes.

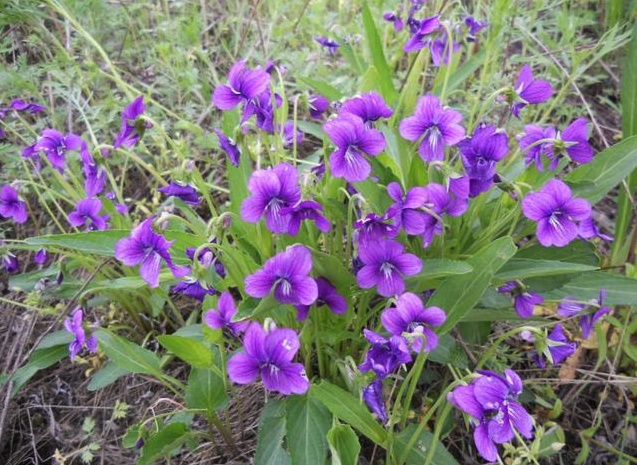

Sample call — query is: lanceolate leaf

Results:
[285,394,332,465]
[95,329,162,376]
[299,77,344,101]
[566,135,637,203]
[406,259,473,292]
[611,23,637,264]
[431,237,517,333]
[87,362,129,391]
[543,271,637,305]
[361,2,397,103]
[310,381,387,445]
[494,258,598,281]
[25,230,129,256]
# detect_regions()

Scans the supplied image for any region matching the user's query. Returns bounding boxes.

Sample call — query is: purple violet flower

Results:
[213,60,270,111]
[186,245,226,277]
[0,185,28,224]
[558,290,611,338]
[316,37,340,54]
[280,121,304,148]
[64,308,98,360]
[363,379,388,423]
[359,330,412,378]
[522,179,591,247]
[356,239,422,297]
[83,163,107,197]
[241,162,301,233]
[4,99,46,115]
[464,16,487,42]
[213,128,241,167]
[204,291,249,336]
[383,12,404,31]
[158,182,200,205]
[227,323,309,395]
[68,198,110,231]
[386,183,428,235]
[245,244,318,306]
[34,248,48,265]
[519,125,557,171]
[459,123,509,197]
[497,281,543,318]
[578,217,613,241]
[294,277,347,321]
[242,89,282,133]
[399,94,465,162]
[114,96,151,149]
[3,253,19,274]
[114,218,190,288]
[309,95,330,119]
[534,323,577,368]
[447,369,533,462]
[280,200,331,236]
[33,129,85,172]
[324,113,386,182]
[511,65,554,118]
[340,92,394,126]
[354,213,399,243]
[416,183,468,247]
[173,279,215,302]
[430,35,461,67]
[558,118,594,164]
[381,292,446,352]
[403,15,440,53]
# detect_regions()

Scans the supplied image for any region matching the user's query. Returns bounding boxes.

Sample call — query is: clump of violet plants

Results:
[1,2,636,464]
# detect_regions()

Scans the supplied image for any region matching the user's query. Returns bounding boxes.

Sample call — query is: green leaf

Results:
[310,249,355,293]
[327,424,360,465]
[38,330,73,349]
[432,48,486,95]
[296,121,325,140]
[431,237,517,333]
[226,143,252,218]
[612,23,637,264]
[286,394,332,465]
[255,399,291,465]
[8,345,68,395]
[361,2,397,103]
[88,362,128,391]
[234,293,283,321]
[566,135,637,203]
[299,77,344,101]
[95,329,162,376]
[428,334,469,368]
[157,335,213,368]
[340,41,367,75]
[138,422,189,465]
[310,381,387,445]
[514,241,598,266]
[393,424,459,465]
[25,230,129,256]
[24,229,199,259]
[543,271,637,305]
[494,259,598,281]
[184,368,228,413]
[406,259,473,292]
